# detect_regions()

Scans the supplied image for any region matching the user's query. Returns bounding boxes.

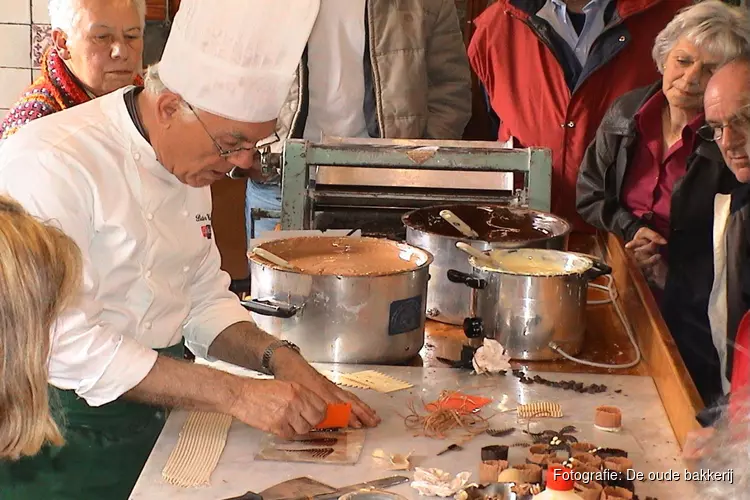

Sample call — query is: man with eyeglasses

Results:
[0,1,379,498]
[703,57,750,412]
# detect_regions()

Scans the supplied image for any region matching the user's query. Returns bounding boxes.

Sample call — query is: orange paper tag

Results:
[426,392,491,414]
[315,403,352,429]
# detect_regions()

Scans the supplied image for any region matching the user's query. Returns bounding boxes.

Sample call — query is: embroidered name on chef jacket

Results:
[195,213,212,239]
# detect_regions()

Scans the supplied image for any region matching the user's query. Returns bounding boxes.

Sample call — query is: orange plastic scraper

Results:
[315,402,352,429]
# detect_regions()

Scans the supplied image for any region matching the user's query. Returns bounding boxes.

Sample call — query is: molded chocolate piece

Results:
[481,444,509,461]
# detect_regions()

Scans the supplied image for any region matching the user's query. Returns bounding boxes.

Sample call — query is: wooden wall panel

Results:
[146,0,180,21]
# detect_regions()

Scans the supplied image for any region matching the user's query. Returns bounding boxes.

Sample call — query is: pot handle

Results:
[581,256,612,281]
[447,269,486,289]
[240,298,298,318]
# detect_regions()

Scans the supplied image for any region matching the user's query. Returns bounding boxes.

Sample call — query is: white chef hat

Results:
[159,0,320,123]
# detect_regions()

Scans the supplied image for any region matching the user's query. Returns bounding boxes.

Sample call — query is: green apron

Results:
[0,342,184,500]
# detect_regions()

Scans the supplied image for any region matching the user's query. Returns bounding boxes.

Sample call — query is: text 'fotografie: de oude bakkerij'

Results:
[553,469,735,484]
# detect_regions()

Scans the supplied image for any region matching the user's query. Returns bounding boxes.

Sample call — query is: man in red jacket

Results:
[468,0,690,231]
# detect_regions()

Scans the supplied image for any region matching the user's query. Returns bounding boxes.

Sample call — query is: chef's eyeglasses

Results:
[186,102,280,159]
[698,105,750,142]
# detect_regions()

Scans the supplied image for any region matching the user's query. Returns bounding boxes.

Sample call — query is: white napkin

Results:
[410,468,472,497]
[472,339,511,374]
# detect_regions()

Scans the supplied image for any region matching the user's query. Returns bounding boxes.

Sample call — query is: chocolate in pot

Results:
[402,204,563,243]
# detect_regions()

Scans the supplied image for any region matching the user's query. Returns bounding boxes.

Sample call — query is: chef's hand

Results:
[271,348,381,429]
[229,378,328,439]
[625,227,667,268]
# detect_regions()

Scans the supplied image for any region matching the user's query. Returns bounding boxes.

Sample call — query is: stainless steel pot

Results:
[447,249,611,360]
[402,204,571,325]
[242,236,433,364]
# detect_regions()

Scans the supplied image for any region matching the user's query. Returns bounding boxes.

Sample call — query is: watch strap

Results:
[261,339,300,375]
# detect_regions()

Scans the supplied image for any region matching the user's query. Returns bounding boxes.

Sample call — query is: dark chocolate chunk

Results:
[602,474,634,492]
[595,447,628,459]
[481,444,509,461]
[575,382,584,391]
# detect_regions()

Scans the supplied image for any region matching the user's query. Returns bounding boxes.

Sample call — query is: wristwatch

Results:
[261,339,300,375]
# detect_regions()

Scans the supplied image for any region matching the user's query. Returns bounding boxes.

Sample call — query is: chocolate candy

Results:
[481,444,509,461]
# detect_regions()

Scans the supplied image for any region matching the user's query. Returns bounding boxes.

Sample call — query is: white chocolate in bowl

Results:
[250,236,430,276]
[477,249,591,276]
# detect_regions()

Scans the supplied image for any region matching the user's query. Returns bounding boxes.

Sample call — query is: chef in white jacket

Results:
[0,1,378,498]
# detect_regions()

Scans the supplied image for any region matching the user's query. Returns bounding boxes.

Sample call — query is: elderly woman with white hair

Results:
[576,0,750,406]
[0,0,144,139]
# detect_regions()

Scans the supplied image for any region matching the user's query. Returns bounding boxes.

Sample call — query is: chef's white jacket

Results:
[0,87,252,406]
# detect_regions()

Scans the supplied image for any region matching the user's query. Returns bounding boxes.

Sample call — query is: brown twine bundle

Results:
[402,392,490,439]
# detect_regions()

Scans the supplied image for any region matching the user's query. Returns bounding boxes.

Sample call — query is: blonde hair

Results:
[0,196,82,460]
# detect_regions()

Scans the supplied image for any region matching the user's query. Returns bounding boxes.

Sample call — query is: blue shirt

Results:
[536,0,612,65]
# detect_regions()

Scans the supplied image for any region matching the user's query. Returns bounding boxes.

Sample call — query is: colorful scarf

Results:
[0,47,143,139]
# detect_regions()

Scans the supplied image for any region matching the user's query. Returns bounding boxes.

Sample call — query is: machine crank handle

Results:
[240,298,298,318]
[462,317,484,339]
[446,269,486,289]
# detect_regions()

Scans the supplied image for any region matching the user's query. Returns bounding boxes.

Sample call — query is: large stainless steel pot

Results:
[447,249,611,360]
[243,236,433,364]
[402,204,570,325]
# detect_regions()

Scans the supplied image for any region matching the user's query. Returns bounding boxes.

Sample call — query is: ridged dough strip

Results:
[161,411,233,487]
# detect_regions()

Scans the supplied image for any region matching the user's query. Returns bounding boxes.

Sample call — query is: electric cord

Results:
[548,274,643,369]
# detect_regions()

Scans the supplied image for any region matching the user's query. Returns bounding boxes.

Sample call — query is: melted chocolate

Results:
[250,236,430,276]
[402,204,569,243]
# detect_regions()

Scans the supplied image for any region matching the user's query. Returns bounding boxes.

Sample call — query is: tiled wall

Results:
[0,0,50,121]
[0,0,170,122]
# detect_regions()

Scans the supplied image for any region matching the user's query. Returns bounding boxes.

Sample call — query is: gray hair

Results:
[652,0,750,74]
[144,64,196,120]
[49,0,146,36]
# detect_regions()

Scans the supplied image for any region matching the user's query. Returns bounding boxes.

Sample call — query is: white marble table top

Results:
[130,363,696,499]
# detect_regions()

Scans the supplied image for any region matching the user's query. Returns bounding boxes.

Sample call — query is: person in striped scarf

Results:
[0,0,144,140]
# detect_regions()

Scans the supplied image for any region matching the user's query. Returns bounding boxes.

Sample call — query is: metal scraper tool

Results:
[221,477,335,500]
[221,475,409,500]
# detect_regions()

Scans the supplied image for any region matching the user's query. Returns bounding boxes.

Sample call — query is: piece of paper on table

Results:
[410,468,472,497]
[372,448,413,470]
[255,428,366,465]
[320,370,371,390]
[425,392,492,413]
[472,338,511,374]
[337,370,413,393]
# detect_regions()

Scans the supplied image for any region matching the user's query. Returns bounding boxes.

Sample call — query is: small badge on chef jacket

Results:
[388,295,423,336]
[201,224,212,239]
